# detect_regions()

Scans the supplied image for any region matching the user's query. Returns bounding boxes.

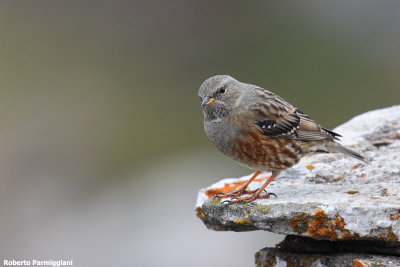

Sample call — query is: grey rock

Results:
[196,105,400,242]
[255,247,400,267]
[276,235,400,256]
[256,235,400,266]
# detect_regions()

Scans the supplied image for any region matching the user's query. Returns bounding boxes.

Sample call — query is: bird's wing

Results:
[250,87,340,141]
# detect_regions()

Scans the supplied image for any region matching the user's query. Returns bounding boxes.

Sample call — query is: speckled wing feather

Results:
[250,87,340,141]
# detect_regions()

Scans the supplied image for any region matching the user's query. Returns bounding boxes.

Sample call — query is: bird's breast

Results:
[231,129,303,171]
[204,118,239,156]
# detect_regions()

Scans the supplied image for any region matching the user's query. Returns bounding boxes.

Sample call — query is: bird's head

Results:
[198,75,243,121]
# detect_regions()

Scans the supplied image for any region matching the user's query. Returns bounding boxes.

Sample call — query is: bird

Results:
[198,75,367,204]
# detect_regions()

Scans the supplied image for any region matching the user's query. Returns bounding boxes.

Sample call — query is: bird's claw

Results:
[221,199,232,204]
[263,190,277,198]
[212,192,225,199]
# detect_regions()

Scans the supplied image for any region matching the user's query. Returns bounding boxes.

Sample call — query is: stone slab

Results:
[196,106,400,242]
[255,248,400,267]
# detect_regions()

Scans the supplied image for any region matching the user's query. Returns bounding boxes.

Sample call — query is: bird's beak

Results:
[201,96,215,106]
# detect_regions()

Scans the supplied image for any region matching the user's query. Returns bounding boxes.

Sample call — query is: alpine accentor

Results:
[198,75,367,204]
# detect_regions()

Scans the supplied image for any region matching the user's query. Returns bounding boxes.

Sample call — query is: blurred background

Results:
[0,1,399,266]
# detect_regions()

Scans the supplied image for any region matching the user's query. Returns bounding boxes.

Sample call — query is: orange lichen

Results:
[390,214,400,221]
[204,176,265,198]
[353,259,370,267]
[334,214,346,230]
[195,207,207,220]
[336,176,344,180]
[387,226,399,242]
[389,209,400,221]
[370,227,397,242]
[290,212,309,234]
[306,165,314,170]
[341,232,353,238]
[234,218,251,224]
[352,164,361,170]
[307,210,357,240]
[308,209,335,239]
[234,211,252,224]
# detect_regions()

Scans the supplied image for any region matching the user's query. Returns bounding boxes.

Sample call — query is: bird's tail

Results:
[326,143,368,163]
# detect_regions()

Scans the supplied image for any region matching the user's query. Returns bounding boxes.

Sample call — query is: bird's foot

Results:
[213,188,257,200]
[223,191,277,204]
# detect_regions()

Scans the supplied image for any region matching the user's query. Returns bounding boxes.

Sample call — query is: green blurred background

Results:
[0,1,399,266]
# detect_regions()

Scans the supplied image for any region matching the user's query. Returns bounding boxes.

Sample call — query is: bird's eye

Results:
[219,86,226,94]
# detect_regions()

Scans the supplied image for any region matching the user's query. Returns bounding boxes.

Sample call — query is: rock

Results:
[196,105,400,242]
[255,248,400,267]
[274,235,400,256]
[256,235,400,266]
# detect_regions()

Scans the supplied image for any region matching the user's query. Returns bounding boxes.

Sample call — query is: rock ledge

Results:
[196,106,400,242]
